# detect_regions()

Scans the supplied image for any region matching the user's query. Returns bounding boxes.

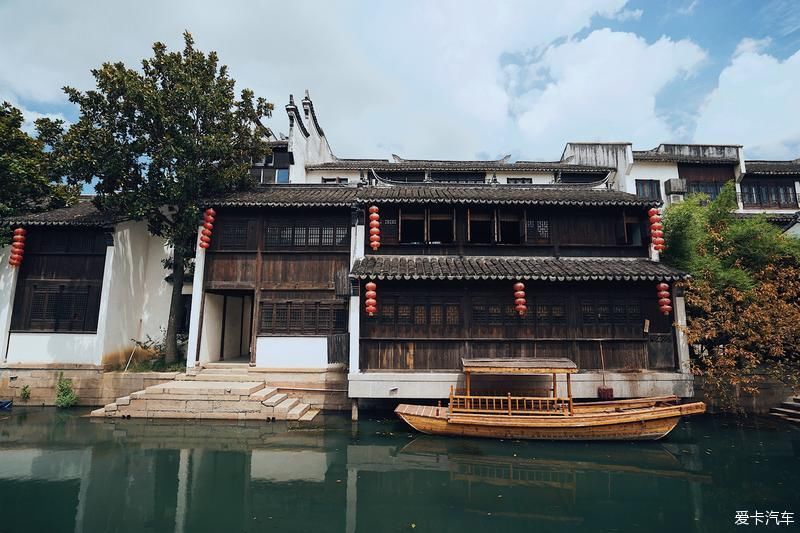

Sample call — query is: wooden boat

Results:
[0,400,12,410]
[395,358,706,441]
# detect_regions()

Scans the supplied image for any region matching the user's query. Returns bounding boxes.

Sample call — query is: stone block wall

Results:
[0,364,178,407]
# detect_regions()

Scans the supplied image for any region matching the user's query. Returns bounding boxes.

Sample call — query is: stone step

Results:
[249,386,278,401]
[772,412,800,425]
[273,397,299,416]
[145,380,265,396]
[771,407,800,418]
[779,401,800,413]
[286,402,310,421]
[261,392,288,407]
[299,409,320,422]
[202,363,252,371]
[185,373,264,383]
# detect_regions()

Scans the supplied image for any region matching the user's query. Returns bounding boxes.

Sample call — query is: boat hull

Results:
[395,401,706,441]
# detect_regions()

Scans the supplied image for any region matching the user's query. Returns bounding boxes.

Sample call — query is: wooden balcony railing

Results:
[449,392,572,416]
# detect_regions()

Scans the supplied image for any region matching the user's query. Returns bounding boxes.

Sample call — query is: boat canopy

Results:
[461,358,578,375]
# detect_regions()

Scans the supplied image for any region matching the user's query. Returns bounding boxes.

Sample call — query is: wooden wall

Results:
[372,205,649,257]
[359,280,676,372]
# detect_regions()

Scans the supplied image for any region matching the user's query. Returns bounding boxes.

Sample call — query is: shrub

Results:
[54,372,78,408]
[20,384,31,401]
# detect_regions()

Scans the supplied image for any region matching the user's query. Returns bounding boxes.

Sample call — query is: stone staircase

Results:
[90,365,319,422]
[770,397,800,425]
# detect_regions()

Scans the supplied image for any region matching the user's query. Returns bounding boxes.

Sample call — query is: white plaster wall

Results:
[222,295,244,358]
[625,162,679,203]
[6,333,99,365]
[199,293,223,364]
[304,170,362,184]
[0,245,18,362]
[494,171,556,184]
[0,449,88,481]
[95,221,174,365]
[255,336,327,368]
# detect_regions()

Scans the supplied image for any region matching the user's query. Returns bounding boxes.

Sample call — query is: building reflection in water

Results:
[2,410,795,533]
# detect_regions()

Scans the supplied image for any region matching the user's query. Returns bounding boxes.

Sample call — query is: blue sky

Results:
[1,0,798,161]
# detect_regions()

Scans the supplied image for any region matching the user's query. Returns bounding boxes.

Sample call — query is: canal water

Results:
[0,408,797,533]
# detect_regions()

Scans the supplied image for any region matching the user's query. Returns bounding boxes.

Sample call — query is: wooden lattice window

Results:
[218,219,250,250]
[526,217,550,244]
[264,217,350,249]
[259,300,347,335]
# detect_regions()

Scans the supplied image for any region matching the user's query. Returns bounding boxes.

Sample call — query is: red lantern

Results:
[8,227,26,267]
[513,282,526,316]
[651,222,663,231]
[656,283,672,315]
[200,235,211,243]
[648,208,660,217]
[203,221,214,231]
[200,208,216,249]
[367,206,381,251]
[201,229,212,237]
[199,242,210,249]
[205,208,216,217]
[649,215,662,225]
[365,282,377,316]
[650,229,663,238]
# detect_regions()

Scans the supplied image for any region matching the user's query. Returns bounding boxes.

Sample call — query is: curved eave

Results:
[349,272,687,282]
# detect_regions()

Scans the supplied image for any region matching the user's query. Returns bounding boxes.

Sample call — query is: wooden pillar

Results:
[552,373,556,398]
[566,373,573,415]
[465,371,471,396]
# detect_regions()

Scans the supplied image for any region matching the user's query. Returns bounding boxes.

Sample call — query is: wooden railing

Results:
[449,391,572,416]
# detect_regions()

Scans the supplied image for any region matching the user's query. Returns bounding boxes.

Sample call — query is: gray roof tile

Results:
[351,256,687,281]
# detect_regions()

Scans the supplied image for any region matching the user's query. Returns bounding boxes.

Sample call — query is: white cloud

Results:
[733,37,772,57]
[678,0,699,15]
[0,0,641,160]
[514,29,706,156]
[609,8,644,21]
[694,42,800,159]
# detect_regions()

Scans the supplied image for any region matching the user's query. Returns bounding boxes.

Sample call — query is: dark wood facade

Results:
[358,280,675,372]
[203,208,352,364]
[368,205,648,257]
[11,228,108,333]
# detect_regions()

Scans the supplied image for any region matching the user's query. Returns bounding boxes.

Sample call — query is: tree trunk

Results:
[165,247,186,363]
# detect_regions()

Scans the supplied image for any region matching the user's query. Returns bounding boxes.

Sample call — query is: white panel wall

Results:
[0,246,18,362]
[625,162,680,203]
[255,336,327,368]
[199,293,223,365]
[222,296,244,358]
[6,333,99,365]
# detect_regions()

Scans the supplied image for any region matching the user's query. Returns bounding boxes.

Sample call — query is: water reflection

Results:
[0,408,797,533]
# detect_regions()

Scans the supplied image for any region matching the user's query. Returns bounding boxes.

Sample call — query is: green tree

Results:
[0,102,77,244]
[58,32,273,361]
[662,182,800,409]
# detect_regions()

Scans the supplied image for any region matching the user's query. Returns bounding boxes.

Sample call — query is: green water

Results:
[0,408,797,533]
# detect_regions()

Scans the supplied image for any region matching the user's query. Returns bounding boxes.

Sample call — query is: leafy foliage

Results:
[0,102,79,244]
[54,372,78,408]
[662,182,800,410]
[56,32,273,360]
[20,384,31,401]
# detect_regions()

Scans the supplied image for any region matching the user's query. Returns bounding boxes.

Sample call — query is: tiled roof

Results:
[359,185,658,206]
[350,256,687,282]
[2,201,115,227]
[744,160,800,175]
[306,159,612,173]
[209,185,359,207]
[208,184,658,208]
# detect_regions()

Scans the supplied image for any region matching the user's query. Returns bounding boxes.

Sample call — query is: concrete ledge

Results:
[348,371,695,399]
